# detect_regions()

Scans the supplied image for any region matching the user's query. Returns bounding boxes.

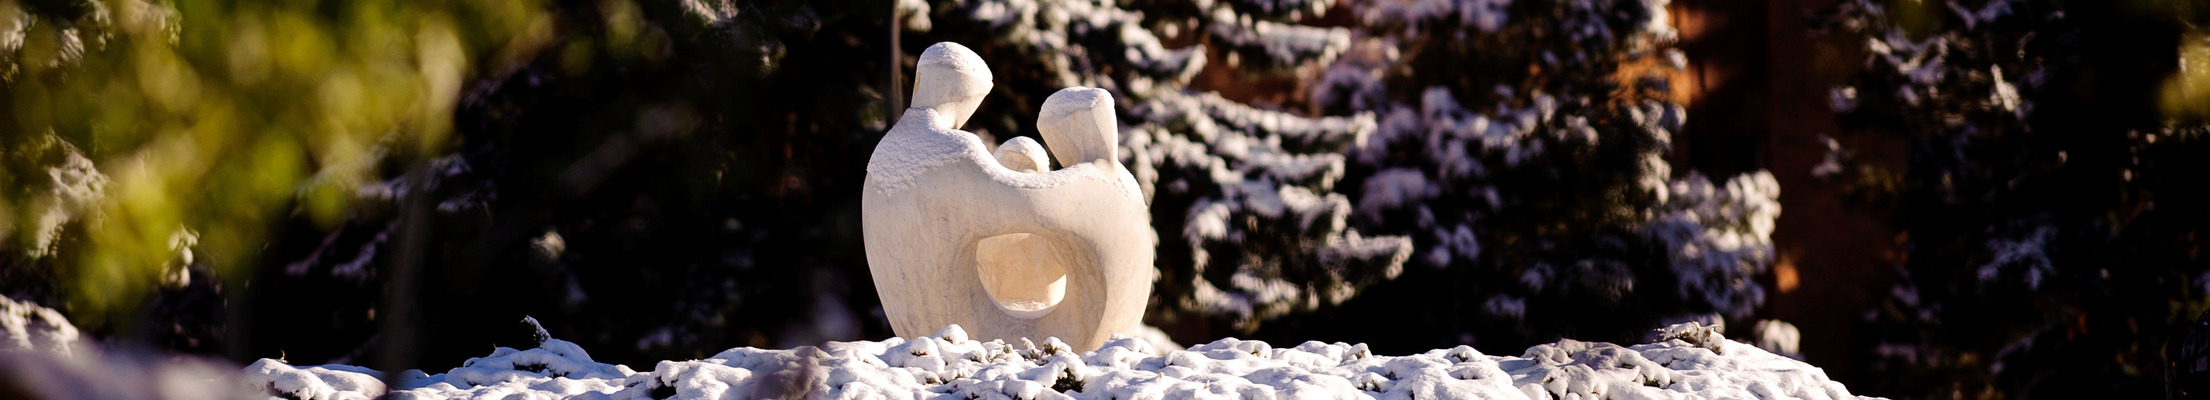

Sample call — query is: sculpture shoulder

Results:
[867,109,988,194]
[866,108,1145,206]
[1030,161,1146,206]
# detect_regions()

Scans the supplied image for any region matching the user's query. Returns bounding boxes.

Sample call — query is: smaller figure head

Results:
[1037,87,1118,167]
[913,42,994,129]
[994,136,1050,173]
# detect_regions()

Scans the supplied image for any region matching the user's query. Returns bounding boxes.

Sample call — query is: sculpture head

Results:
[913,42,994,129]
[993,136,1050,173]
[1037,87,1119,167]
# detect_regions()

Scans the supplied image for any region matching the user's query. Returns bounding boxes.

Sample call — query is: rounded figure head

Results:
[994,136,1051,173]
[1037,87,1119,168]
[913,42,994,129]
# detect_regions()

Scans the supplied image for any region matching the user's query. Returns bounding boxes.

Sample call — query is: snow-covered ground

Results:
[232,322,1873,400]
[3,295,1873,399]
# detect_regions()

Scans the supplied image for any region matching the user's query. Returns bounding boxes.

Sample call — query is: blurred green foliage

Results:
[2,0,548,331]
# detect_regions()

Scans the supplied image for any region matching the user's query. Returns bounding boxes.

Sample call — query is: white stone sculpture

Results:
[862,42,1155,351]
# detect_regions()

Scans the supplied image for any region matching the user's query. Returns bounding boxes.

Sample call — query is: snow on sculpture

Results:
[862,42,1155,351]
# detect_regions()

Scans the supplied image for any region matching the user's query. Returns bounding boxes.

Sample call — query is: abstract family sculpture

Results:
[862,42,1155,351]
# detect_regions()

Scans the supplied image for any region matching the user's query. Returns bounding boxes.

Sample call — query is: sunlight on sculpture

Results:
[862,42,1155,351]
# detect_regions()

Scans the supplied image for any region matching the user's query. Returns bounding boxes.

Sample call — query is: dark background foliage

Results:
[4,0,2209,398]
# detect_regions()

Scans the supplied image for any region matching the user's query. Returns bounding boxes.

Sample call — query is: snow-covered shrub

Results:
[1283,0,1783,350]
[1816,0,2210,397]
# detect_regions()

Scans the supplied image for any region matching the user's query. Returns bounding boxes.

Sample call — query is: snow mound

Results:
[241,322,1876,399]
[0,295,247,400]
[243,337,638,399]
[242,360,389,400]
[0,295,80,356]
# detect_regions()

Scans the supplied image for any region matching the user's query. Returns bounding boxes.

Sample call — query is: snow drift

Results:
[240,323,1874,400]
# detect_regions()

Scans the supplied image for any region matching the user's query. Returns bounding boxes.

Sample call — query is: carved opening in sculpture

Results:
[974,233,1070,319]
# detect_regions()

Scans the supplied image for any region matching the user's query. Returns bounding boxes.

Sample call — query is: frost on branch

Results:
[1648,171,1780,320]
[1125,90,1409,328]
[2,133,110,261]
[1201,8,1352,72]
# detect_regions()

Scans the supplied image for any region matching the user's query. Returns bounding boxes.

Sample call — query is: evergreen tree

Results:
[1817,0,2210,397]
[1293,0,1781,351]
